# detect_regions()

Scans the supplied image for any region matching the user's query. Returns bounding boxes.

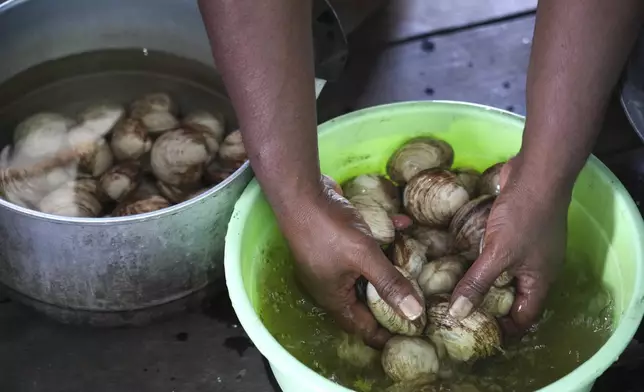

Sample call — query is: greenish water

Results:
[256,237,614,392]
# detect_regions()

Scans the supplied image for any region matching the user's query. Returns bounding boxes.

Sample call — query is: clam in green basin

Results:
[224,101,644,392]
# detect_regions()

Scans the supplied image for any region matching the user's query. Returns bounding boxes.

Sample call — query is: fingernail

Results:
[449,296,473,320]
[399,295,423,320]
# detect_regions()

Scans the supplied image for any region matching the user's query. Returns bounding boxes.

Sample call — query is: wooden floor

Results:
[2,1,644,391]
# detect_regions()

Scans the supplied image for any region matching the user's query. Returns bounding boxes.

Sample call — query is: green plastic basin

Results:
[224,101,644,392]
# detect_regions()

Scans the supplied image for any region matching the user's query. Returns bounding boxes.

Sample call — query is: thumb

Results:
[361,247,425,321]
[449,243,507,320]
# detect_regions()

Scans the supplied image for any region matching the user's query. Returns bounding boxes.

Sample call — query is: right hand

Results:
[280,175,424,349]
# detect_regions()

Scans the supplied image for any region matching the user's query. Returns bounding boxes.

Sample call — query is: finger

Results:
[510,272,550,333]
[449,245,508,320]
[390,214,413,230]
[360,246,425,322]
[321,174,343,196]
[334,301,392,349]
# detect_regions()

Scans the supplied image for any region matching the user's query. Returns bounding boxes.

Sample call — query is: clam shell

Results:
[381,336,440,382]
[493,271,514,287]
[478,162,505,195]
[342,174,401,214]
[449,195,495,261]
[387,137,454,185]
[219,130,247,163]
[417,255,469,297]
[481,286,515,317]
[389,232,428,279]
[38,179,103,218]
[409,226,453,259]
[99,161,142,202]
[150,128,210,186]
[336,332,380,368]
[366,267,426,335]
[403,169,470,227]
[112,195,171,217]
[426,300,502,363]
[350,194,395,245]
[453,167,480,198]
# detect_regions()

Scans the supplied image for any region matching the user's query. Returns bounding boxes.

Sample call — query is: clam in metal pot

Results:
[0,0,347,326]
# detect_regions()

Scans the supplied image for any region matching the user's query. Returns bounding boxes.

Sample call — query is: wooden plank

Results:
[349,0,537,45]
[318,15,535,122]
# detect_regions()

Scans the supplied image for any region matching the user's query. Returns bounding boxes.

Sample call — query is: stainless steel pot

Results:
[0,0,346,325]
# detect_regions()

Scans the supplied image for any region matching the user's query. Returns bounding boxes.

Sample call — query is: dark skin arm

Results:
[451,0,644,333]
[198,0,423,348]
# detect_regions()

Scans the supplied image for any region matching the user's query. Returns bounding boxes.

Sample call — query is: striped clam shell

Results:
[449,194,496,261]
[366,266,427,336]
[403,169,470,227]
[386,137,454,185]
[389,232,428,279]
[425,297,502,363]
[478,162,505,196]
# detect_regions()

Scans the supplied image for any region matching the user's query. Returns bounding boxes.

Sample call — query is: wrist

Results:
[508,152,576,203]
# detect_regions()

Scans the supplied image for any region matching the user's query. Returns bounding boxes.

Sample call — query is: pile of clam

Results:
[0,93,247,218]
[336,137,514,389]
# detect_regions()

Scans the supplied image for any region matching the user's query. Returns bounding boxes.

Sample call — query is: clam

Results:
[99,161,142,202]
[494,271,514,288]
[389,232,428,279]
[449,195,495,261]
[381,336,440,382]
[110,118,152,161]
[218,129,247,164]
[130,93,179,134]
[112,195,171,217]
[386,137,454,185]
[13,112,74,163]
[184,110,226,146]
[38,178,103,218]
[342,174,401,214]
[366,266,426,335]
[481,286,515,318]
[417,255,469,297]
[409,226,453,259]
[426,296,502,363]
[403,169,470,227]
[350,194,395,245]
[78,138,114,178]
[150,128,210,187]
[478,162,505,195]
[336,332,380,368]
[157,180,207,204]
[203,159,243,185]
[453,168,480,197]
[76,103,125,138]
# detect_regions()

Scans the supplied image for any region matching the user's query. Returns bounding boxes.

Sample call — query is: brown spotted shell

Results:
[350,194,395,245]
[150,128,210,186]
[453,168,480,197]
[449,195,495,261]
[366,267,427,335]
[110,118,152,161]
[381,336,440,383]
[417,255,469,297]
[99,161,142,202]
[403,169,470,227]
[409,226,453,259]
[426,297,502,363]
[342,174,401,215]
[38,178,103,218]
[218,130,247,163]
[112,195,171,217]
[78,138,114,178]
[478,162,505,195]
[386,137,454,185]
[389,232,428,279]
[157,181,207,204]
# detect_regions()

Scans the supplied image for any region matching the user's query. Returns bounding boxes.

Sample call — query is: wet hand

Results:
[449,158,570,334]
[282,175,422,349]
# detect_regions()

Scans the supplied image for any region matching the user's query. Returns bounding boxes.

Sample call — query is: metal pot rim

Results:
[0,161,252,224]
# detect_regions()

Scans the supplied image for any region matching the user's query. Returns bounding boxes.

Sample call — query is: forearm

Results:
[198,0,321,220]
[519,0,643,194]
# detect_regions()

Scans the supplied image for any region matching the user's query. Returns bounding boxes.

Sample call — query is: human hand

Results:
[449,157,571,334]
[282,175,424,349]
